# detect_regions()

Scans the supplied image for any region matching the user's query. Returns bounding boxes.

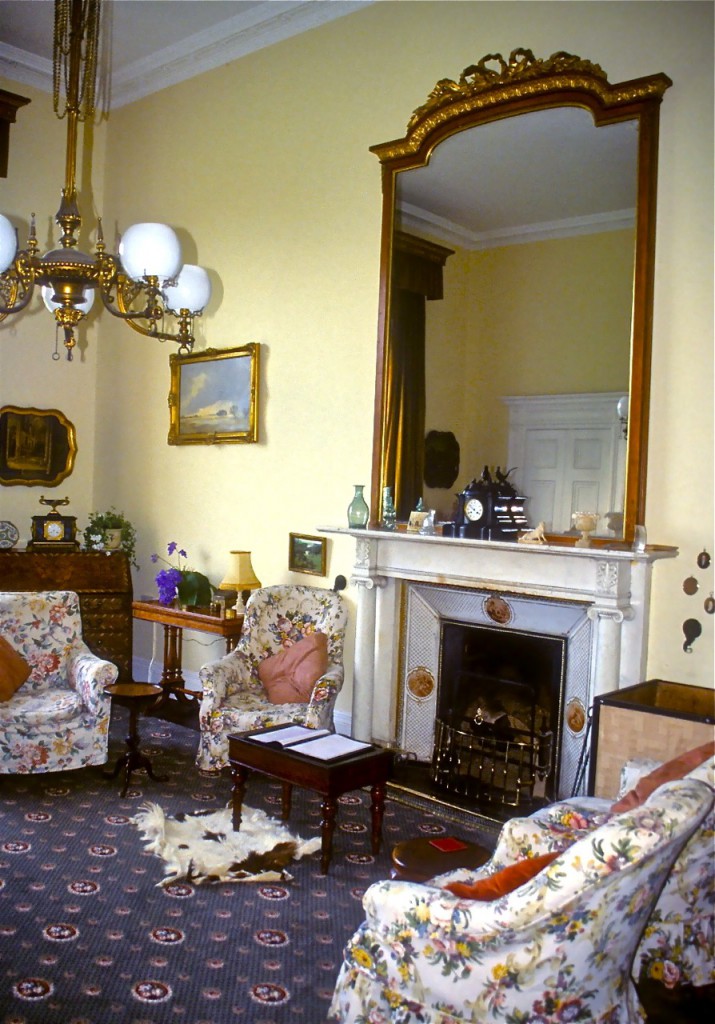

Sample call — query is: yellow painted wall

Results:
[1,1,712,708]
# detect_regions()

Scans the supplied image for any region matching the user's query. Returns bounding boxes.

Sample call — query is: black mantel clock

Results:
[442,467,529,540]
[27,495,79,552]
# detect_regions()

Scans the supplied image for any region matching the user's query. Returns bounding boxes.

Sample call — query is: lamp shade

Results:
[163,264,211,314]
[0,214,17,274]
[219,551,261,592]
[617,395,629,421]
[119,222,182,281]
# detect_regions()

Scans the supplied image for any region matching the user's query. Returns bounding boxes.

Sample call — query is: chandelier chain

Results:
[53,0,100,122]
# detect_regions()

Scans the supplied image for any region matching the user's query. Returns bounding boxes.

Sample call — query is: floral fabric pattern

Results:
[0,591,116,773]
[196,585,348,772]
[479,755,715,989]
[329,779,714,1024]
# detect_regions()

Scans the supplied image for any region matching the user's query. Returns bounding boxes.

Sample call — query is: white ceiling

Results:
[0,0,371,108]
[0,2,637,246]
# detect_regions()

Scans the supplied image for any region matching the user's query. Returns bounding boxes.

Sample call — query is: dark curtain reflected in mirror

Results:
[383,233,453,518]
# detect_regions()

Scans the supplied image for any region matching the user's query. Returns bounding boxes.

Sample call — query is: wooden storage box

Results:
[588,679,714,798]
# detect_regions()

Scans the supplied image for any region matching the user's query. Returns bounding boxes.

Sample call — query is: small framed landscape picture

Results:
[288,533,327,576]
[168,343,259,445]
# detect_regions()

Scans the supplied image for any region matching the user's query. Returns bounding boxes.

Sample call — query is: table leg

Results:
[104,699,167,797]
[370,782,386,854]
[150,624,199,706]
[281,782,293,820]
[319,796,337,874]
[231,765,249,831]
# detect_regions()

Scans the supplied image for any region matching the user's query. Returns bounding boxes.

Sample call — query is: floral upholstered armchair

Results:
[0,590,117,773]
[196,584,348,773]
[330,778,713,1024]
[482,747,715,991]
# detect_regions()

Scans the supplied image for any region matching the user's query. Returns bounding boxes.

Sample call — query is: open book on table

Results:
[246,724,372,760]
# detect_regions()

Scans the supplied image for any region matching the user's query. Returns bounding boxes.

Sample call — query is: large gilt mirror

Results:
[370,50,671,544]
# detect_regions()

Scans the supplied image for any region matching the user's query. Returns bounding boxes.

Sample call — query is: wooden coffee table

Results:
[228,729,392,873]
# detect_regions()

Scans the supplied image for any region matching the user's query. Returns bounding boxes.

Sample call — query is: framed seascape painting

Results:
[168,344,260,445]
[288,533,327,576]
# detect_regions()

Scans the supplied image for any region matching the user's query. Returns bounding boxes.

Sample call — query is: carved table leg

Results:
[319,797,338,874]
[370,781,386,854]
[231,765,248,831]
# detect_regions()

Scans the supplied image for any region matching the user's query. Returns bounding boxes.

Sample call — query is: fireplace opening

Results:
[431,622,565,808]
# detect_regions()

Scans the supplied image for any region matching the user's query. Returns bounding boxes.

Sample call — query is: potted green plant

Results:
[83,508,138,569]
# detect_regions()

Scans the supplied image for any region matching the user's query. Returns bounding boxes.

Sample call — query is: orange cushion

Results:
[610,740,715,813]
[444,851,561,901]
[258,632,329,704]
[0,634,31,702]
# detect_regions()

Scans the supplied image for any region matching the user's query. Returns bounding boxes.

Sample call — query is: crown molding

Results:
[0,41,52,93]
[399,202,636,251]
[0,1,372,109]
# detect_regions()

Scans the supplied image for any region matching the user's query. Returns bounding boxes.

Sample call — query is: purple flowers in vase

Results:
[152,542,188,606]
[151,542,213,608]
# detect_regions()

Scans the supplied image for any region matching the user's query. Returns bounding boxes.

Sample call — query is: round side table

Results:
[390,836,491,882]
[104,682,166,797]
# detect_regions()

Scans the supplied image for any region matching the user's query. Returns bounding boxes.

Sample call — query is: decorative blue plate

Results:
[0,520,20,549]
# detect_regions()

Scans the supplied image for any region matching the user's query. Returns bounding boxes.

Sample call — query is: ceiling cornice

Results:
[0,1,373,109]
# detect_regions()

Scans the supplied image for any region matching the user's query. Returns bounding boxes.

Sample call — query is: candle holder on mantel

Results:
[572,511,599,548]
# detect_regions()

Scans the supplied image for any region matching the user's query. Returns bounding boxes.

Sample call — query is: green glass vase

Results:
[347,485,369,528]
[381,486,397,531]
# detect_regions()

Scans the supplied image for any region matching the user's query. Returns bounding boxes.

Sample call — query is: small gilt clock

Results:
[27,495,79,552]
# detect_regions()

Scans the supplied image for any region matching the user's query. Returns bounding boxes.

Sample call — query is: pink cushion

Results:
[610,740,715,813]
[258,632,329,704]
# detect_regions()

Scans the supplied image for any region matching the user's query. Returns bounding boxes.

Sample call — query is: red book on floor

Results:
[429,836,469,853]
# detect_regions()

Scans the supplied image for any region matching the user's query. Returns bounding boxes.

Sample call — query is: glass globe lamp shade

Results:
[617,395,629,422]
[0,214,18,274]
[42,284,95,315]
[163,264,211,313]
[119,223,182,282]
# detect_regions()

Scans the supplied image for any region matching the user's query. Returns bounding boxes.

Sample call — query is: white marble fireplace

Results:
[323,528,676,800]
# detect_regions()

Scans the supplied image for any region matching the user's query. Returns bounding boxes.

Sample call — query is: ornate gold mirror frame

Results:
[370,49,672,544]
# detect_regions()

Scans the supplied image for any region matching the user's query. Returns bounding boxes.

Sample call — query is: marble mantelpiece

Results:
[321,528,677,755]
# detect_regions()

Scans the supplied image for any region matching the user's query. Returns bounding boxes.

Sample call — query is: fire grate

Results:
[431,717,553,807]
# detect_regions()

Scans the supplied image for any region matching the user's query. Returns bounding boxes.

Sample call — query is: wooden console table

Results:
[132,600,244,704]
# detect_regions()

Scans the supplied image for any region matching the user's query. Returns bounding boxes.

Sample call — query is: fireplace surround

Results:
[323,528,676,808]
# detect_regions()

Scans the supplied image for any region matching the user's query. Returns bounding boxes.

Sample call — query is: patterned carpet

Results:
[0,713,497,1023]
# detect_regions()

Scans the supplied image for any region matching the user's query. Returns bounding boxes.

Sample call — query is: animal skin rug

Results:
[132,802,322,886]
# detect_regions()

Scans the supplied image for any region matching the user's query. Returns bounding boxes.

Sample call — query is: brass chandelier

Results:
[0,0,211,360]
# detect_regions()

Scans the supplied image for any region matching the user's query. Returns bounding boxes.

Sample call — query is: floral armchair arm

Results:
[67,641,118,715]
[198,648,257,713]
[302,662,344,729]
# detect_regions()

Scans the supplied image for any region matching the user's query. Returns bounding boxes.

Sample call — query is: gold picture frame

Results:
[288,533,327,577]
[0,405,77,486]
[168,343,259,445]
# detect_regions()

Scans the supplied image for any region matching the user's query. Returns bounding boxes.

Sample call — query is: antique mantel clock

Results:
[442,467,529,540]
[27,496,79,551]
